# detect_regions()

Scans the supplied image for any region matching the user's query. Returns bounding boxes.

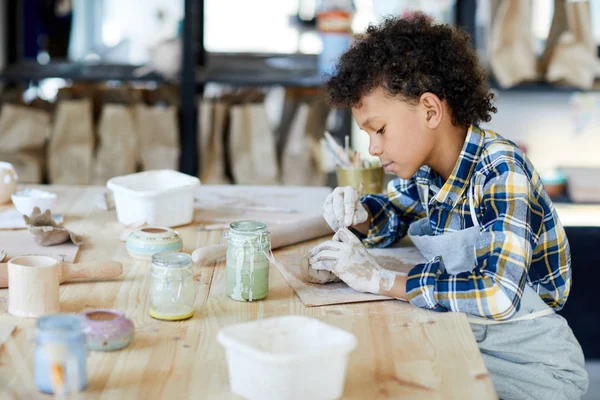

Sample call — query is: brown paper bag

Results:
[488,0,538,88]
[279,89,327,186]
[228,100,279,185]
[92,104,138,184]
[0,104,50,183]
[543,0,596,89]
[0,152,43,183]
[281,103,327,186]
[136,104,179,171]
[198,99,230,184]
[48,98,94,184]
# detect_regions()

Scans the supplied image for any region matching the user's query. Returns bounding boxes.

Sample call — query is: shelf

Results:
[488,76,600,93]
[0,61,165,83]
[197,53,324,87]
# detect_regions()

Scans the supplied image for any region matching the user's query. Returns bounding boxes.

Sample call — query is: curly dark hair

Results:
[325,13,496,127]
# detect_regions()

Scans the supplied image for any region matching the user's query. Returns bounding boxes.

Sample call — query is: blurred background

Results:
[1,1,600,396]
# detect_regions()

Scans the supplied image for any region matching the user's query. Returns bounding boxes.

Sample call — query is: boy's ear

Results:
[419,92,443,129]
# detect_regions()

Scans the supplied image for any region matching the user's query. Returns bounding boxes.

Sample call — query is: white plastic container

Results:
[107,170,200,227]
[217,316,357,400]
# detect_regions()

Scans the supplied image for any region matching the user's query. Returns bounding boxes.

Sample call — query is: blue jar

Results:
[35,314,87,394]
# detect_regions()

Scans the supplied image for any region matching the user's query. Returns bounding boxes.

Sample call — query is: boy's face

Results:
[352,87,435,180]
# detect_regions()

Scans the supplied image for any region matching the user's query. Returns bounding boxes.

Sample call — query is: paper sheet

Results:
[0,209,63,230]
[0,230,79,263]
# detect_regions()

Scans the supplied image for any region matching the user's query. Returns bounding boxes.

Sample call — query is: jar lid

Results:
[227,221,270,247]
[152,251,192,268]
[37,314,84,339]
[229,220,267,234]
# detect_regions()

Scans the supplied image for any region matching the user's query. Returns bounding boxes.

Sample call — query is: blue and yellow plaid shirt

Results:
[360,125,570,321]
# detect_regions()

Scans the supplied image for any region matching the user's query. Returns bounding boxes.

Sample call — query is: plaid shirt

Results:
[359,125,570,321]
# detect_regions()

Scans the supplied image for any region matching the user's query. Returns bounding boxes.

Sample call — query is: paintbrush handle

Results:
[192,216,333,266]
[0,260,123,288]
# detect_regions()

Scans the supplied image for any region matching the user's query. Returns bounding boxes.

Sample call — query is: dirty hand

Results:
[323,186,369,232]
[308,228,397,294]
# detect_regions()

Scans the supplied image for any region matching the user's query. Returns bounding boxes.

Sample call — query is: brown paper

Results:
[543,0,596,89]
[228,101,279,185]
[92,104,138,184]
[0,151,43,184]
[488,0,538,88]
[198,100,230,184]
[48,99,94,184]
[280,94,327,186]
[136,104,180,171]
[0,104,50,183]
[0,230,79,263]
[274,244,425,307]
[0,104,49,151]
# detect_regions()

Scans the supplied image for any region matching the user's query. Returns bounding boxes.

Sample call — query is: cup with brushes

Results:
[322,132,385,195]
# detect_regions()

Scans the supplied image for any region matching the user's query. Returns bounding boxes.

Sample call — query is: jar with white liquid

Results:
[226,221,271,301]
[149,252,195,320]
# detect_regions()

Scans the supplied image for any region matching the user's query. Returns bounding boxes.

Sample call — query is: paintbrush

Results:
[324,132,351,166]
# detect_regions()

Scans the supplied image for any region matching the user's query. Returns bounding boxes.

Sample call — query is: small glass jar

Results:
[149,252,195,321]
[226,220,271,302]
[35,314,87,395]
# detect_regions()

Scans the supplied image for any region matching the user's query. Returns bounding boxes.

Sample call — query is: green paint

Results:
[225,221,270,302]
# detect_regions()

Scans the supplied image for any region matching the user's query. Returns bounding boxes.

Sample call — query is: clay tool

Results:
[0,259,123,288]
[193,215,332,265]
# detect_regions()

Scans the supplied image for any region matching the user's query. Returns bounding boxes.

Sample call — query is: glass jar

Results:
[149,252,196,321]
[35,314,87,395]
[226,220,271,301]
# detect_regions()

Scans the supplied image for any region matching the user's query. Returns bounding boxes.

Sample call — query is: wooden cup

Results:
[8,256,60,318]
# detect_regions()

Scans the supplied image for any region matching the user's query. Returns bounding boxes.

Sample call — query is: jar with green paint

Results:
[226,221,271,301]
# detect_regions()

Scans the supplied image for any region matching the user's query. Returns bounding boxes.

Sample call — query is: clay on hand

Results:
[299,254,341,284]
[23,207,85,246]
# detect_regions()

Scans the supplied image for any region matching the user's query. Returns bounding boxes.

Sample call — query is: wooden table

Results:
[0,185,496,399]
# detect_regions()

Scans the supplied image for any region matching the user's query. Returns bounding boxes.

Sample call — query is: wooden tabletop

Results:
[0,185,496,399]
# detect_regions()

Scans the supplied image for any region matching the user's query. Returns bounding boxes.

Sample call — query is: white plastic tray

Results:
[217,316,357,400]
[107,170,200,227]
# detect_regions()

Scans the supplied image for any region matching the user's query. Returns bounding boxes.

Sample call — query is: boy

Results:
[309,14,588,400]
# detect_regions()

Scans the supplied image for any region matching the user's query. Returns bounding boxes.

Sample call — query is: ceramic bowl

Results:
[80,309,134,351]
[0,162,18,204]
[126,226,183,260]
[11,189,57,216]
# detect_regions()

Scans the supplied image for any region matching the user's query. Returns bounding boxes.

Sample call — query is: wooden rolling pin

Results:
[0,260,123,288]
[192,215,333,265]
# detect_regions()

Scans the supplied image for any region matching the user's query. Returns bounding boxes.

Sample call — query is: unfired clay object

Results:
[23,207,84,246]
[8,255,60,318]
[300,254,340,284]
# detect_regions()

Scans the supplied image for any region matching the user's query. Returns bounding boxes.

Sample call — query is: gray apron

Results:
[407,182,588,400]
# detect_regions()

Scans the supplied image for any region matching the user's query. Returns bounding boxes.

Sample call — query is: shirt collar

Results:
[431,125,485,209]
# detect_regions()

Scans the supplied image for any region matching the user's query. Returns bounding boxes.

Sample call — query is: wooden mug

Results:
[8,256,60,318]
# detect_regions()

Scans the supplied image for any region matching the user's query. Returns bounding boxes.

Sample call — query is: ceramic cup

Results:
[0,162,18,204]
[336,165,385,195]
[126,226,183,261]
[80,309,134,351]
[11,188,58,216]
[8,256,60,318]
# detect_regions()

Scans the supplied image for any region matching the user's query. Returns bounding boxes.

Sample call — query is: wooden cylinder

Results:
[8,256,60,318]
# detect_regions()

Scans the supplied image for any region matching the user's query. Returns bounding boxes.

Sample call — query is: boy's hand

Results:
[323,186,369,232]
[309,228,399,295]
